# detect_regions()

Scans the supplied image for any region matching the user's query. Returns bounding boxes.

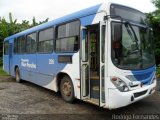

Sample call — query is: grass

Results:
[0,66,8,76]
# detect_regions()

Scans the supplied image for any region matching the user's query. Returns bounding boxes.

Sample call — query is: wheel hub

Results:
[62,81,71,96]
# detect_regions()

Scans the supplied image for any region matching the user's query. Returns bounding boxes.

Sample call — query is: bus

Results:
[3,3,157,109]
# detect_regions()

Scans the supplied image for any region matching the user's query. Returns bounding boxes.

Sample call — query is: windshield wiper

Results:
[124,21,139,50]
[124,21,143,68]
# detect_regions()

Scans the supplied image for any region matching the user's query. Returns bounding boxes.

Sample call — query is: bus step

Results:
[85,98,99,105]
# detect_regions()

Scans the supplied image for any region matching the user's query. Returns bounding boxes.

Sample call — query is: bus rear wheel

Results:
[15,67,21,83]
[60,76,75,103]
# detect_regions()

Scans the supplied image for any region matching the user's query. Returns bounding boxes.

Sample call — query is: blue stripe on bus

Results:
[131,65,156,85]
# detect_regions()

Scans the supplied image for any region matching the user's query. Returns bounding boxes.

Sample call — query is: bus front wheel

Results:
[60,76,75,103]
[15,67,21,83]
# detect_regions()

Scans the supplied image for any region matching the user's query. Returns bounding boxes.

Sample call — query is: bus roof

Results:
[4,2,145,41]
[4,3,102,41]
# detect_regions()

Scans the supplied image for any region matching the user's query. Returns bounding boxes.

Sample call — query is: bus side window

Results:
[14,38,18,54]
[26,32,37,54]
[112,23,122,64]
[55,20,80,53]
[17,36,26,54]
[38,28,54,53]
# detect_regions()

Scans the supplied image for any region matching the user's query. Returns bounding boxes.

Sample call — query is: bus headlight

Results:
[111,77,129,92]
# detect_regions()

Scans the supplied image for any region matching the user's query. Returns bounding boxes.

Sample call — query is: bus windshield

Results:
[111,22,155,70]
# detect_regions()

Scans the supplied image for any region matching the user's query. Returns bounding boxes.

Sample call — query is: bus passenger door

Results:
[9,43,13,74]
[81,22,106,106]
[3,41,10,74]
[99,22,106,106]
[81,25,101,105]
[81,27,90,99]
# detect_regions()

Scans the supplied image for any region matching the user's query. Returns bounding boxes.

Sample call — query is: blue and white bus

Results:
[3,3,157,109]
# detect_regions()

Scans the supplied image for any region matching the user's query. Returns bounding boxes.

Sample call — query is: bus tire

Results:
[60,76,75,103]
[15,67,21,83]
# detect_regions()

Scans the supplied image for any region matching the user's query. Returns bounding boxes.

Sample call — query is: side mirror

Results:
[112,23,122,61]
[113,23,122,43]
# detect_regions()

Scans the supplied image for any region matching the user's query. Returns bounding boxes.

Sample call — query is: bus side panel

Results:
[10,41,16,76]
[34,52,80,98]
[11,54,55,88]
[11,55,22,77]
[3,40,14,74]
[36,54,58,76]
[19,54,37,81]
[11,54,37,79]
[53,52,80,98]
[3,55,9,74]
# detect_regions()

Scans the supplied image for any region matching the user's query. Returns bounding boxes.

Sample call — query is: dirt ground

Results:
[0,76,160,120]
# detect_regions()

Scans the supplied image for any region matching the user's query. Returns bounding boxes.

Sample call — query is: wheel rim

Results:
[62,81,72,97]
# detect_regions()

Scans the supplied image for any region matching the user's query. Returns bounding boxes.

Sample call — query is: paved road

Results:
[0,76,160,120]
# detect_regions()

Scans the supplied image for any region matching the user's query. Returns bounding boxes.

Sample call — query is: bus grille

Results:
[134,90,148,98]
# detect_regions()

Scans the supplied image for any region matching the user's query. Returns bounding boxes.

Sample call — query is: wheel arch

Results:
[14,65,19,74]
[14,65,19,69]
[56,72,74,92]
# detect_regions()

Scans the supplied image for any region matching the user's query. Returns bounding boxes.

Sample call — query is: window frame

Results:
[15,35,26,54]
[26,32,37,54]
[55,19,80,53]
[111,21,155,70]
[37,27,55,54]
[55,36,79,53]
[14,38,18,54]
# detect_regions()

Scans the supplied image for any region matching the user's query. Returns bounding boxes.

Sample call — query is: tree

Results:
[0,13,49,65]
[0,18,9,59]
[147,0,160,65]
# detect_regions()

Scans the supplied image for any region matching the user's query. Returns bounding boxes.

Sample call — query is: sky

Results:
[0,0,156,23]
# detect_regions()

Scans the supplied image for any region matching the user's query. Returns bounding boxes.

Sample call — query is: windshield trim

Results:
[111,20,155,71]
[110,4,147,25]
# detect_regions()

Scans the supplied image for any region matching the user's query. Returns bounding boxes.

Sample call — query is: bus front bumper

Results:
[107,80,157,109]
